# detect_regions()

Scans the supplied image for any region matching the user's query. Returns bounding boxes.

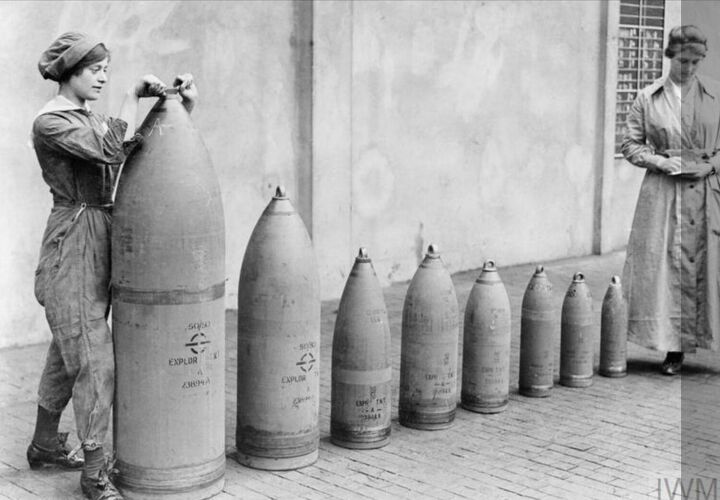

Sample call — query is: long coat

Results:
[622,75,720,353]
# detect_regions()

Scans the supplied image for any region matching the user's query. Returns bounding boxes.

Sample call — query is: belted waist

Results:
[53,200,113,210]
[658,148,717,159]
[53,200,113,222]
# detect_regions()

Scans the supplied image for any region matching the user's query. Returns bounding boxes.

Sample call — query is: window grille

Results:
[615,0,665,155]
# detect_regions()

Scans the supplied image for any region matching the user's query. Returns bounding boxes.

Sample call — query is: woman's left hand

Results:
[173,73,198,113]
[679,161,715,179]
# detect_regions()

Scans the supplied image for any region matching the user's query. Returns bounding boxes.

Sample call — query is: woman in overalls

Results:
[27,31,197,499]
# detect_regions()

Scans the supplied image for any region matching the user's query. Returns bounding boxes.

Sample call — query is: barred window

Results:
[615,0,665,155]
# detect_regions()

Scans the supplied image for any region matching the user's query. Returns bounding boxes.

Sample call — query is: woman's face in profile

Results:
[67,57,110,102]
[669,48,705,85]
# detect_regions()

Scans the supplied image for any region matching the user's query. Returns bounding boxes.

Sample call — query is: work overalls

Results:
[32,97,132,450]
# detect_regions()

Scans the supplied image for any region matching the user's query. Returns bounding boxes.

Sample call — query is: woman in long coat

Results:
[622,25,720,375]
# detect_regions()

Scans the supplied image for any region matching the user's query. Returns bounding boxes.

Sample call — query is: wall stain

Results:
[414,222,425,265]
[387,263,401,282]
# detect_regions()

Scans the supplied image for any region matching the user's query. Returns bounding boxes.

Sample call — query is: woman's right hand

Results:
[656,156,682,176]
[134,75,167,98]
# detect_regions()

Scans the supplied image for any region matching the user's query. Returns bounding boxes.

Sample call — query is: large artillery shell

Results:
[519,266,555,398]
[236,187,320,470]
[331,248,392,449]
[461,260,511,413]
[599,276,627,378]
[112,91,226,499]
[400,244,459,429]
[560,272,594,388]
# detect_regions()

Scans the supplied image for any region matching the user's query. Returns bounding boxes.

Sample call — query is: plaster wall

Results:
[0,1,304,348]
[314,0,607,296]
[2,1,663,349]
[682,0,720,82]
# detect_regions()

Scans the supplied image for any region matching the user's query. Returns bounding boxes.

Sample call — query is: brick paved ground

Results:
[1,251,718,499]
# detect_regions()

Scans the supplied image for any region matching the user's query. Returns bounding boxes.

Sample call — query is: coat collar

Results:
[649,74,716,99]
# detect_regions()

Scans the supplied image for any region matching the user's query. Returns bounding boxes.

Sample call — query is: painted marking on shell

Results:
[169,356,197,366]
[185,332,211,354]
[282,374,307,384]
[433,386,454,397]
[188,321,211,330]
[527,283,552,292]
[296,352,316,372]
[297,341,317,351]
[292,395,313,409]
[182,377,210,389]
[168,350,219,367]
[365,308,387,324]
[149,119,174,137]
[355,387,388,421]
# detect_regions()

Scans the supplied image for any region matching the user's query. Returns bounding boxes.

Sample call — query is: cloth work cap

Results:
[38,32,104,81]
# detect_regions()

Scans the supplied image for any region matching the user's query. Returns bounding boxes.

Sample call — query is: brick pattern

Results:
[1,251,718,499]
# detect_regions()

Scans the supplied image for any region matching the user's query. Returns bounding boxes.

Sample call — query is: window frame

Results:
[614,0,666,155]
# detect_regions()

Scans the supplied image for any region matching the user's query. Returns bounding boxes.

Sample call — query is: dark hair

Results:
[59,44,110,82]
[664,25,707,58]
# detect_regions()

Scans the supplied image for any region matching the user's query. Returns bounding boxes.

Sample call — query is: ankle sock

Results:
[32,406,61,448]
[83,447,105,479]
